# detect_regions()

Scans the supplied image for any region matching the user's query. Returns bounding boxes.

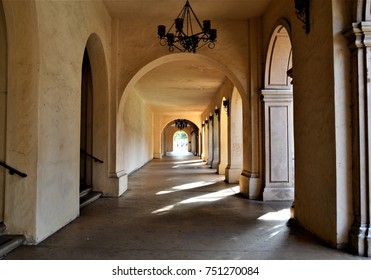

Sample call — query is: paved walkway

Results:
[4,154,367,260]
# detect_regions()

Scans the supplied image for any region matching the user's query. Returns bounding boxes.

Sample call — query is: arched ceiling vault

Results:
[134,61,227,114]
[104,0,273,116]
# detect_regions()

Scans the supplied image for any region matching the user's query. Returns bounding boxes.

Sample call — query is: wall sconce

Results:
[222,99,229,116]
[214,108,220,118]
[294,0,310,34]
[209,115,213,123]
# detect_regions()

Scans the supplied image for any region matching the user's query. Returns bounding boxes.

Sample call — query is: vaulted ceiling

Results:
[103,0,272,115]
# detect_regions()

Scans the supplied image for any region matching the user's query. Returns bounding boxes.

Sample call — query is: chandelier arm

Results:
[187,10,194,36]
[187,1,204,30]
[170,44,186,52]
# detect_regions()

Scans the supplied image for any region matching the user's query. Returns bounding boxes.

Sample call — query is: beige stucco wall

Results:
[0,1,6,223]
[120,90,153,175]
[262,0,353,246]
[3,0,112,243]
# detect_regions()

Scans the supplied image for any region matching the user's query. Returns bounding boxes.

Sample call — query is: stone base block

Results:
[263,187,294,201]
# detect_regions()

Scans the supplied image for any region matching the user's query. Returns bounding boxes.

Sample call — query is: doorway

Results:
[80,49,93,195]
[173,131,189,154]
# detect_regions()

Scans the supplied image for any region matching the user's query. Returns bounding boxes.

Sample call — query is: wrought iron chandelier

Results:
[157,0,217,53]
[175,119,188,130]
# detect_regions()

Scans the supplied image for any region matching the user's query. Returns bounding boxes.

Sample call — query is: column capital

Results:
[344,22,371,49]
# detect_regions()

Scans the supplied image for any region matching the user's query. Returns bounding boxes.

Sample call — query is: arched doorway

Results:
[161,119,198,156]
[80,49,94,196]
[261,23,294,201]
[79,35,110,206]
[0,1,6,223]
[173,131,189,154]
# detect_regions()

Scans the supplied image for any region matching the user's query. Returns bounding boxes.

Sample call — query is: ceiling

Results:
[103,0,272,21]
[103,0,272,116]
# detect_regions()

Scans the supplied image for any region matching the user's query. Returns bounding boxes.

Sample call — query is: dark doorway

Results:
[80,49,93,194]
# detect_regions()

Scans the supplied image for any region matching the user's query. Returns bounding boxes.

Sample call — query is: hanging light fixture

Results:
[175,119,188,130]
[157,0,217,53]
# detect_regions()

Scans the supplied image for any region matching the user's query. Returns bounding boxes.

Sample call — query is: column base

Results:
[153,152,162,159]
[225,165,241,183]
[211,160,219,169]
[349,224,371,257]
[240,171,261,199]
[262,187,294,201]
[217,162,228,175]
[105,171,128,197]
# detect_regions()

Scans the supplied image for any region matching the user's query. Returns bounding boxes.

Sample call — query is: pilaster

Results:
[261,90,294,201]
[344,21,371,257]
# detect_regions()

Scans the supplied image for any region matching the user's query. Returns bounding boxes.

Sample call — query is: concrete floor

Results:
[4,154,368,260]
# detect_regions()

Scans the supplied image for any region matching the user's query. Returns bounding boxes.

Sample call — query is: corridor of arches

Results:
[1,0,371,260]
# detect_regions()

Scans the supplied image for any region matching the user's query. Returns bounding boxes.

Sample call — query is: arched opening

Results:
[173,131,189,154]
[79,34,109,205]
[117,53,247,165]
[262,23,294,201]
[162,119,198,156]
[80,49,94,196]
[0,1,7,223]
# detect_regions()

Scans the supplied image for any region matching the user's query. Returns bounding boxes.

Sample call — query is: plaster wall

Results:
[2,0,40,242]
[3,0,112,243]
[0,1,6,222]
[262,0,353,246]
[121,90,153,175]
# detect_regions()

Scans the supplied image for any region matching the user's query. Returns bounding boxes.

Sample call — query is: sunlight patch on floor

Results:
[180,186,240,204]
[152,186,240,214]
[257,208,290,221]
[156,180,217,195]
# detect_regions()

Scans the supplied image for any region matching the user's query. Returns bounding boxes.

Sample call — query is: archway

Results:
[173,131,189,154]
[261,23,294,201]
[162,119,198,156]
[79,34,110,205]
[0,1,6,223]
[80,49,94,195]
[117,53,248,165]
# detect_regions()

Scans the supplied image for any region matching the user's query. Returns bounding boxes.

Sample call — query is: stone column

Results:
[207,116,213,166]
[211,109,220,169]
[204,120,209,162]
[345,22,371,257]
[261,90,294,201]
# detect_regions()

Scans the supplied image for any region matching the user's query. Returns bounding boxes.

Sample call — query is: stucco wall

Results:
[0,1,6,223]
[3,0,112,243]
[262,0,353,246]
[121,90,153,174]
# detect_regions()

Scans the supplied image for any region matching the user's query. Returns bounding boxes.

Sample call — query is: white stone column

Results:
[345,22,371,257]
[207,116,213,166]
[226,93,243,183]
[261,90,294,201]
[218,105,228,174]
[211,109,220,169]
